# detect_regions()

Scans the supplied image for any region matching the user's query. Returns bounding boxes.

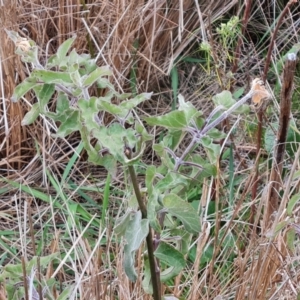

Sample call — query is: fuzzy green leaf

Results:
[11,78,38,102]
[97,98,125,115]
[162,193,200,234]
[70,70,82,86]
[155,242,186,281]
[55,111,81,137]
[212,90,249,114]
[287,193,300,216]
[178,94,201,121]
[32,70,73,84]
[120,92,153,109]
[82,66,112,87]
[57,36,76,61]
[56,92,70,114]
[145,111,189,129]
[115,210,149,282]
[92,124,137,163]
[21,103,40,125]
[36,83,55,109]
[57,286,74,300]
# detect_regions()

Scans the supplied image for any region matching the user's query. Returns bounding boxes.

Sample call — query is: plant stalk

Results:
[126,149,161,300]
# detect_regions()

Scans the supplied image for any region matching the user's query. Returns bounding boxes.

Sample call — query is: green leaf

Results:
[0,178,63,209]
[21,103,40,125]
[233,87,245,99]
[120,92,153,109]
[153,143,175,170]
[146,165,156,194]
[11,78,38,102]
[212,90,235,108]
[78,98,100,132]
[287,193,300,216]
[97,98,125,115]
[265,121,300,156]
[145,95,201,130]
[57,36,76,61]
[82,66,112,87]
[92,124,137,163]
[145,110,189,130]
[56,92,70,114]
[155,242,186,281]
[57,286,74,300]
[56,111,81,137]
[200,136,220,163]
[266,220,288,238]
[178,94,201,121]
[47,37,77,68]
[142,255,153,294]
[206,128,226,140]
[212,90,249,114]
[155,242,185,268]
[36,83,56,109]
[32,70,73,84]
[162,193,200,234]
[286,227,295,253]
[117,210,149,282]
[156,172,189,192]
[67,202,100,227]
[114,210,133,236]
[147,192,161,233]
[264,122,277,153]
[70,70,82,86]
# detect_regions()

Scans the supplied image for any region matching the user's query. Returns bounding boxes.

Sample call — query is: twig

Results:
[265,53,297,223]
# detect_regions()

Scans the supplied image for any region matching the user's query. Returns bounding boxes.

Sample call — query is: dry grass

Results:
[0,0,300,299]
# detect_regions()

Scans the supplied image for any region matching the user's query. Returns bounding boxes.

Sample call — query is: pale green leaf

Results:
[155,242,186,282]
[286,227,295,253]
[145,110,189,130]
[56,92,70,114]
[36,83,55,109]
[123,211,149,282]
[212,90,235,108]
[162,193,200,234]
[97,98,125,115]
[287,193,300,216]
[70,70,82,86]
[178,94,201,121]
[21,103,40,125]
[11,78,38,102]
[32,70,73,84]
[57,286,74,300]
[147,192,161,233]
[154,242,185,268]
[57,36,76,61]
[120,92,153,109]
[212,90,249,114]
[82,66,112,87]
[56,111,81,137]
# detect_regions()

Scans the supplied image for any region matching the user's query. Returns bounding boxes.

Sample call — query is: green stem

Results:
[126,150,161,300]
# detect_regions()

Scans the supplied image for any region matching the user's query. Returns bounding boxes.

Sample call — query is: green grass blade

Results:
[62,141,84,182]
[101,173,111,225]
[171,66,179,111]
